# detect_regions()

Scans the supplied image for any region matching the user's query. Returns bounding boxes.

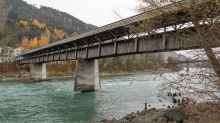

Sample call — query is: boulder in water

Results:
[30,78,51,82]
[100,119,107,122]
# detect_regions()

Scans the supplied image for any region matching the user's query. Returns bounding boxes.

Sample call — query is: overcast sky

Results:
[22,0,140,27]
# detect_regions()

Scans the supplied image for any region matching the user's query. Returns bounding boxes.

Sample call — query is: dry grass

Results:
[0,62,29,74]
[163,102,220,122]
[187,102,220,123]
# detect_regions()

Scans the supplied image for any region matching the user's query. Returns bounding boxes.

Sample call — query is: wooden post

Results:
[35,54,36,63]
[98,45,101,57]
[43,53,44,62]
[145,103,147,109]
[86,47,88,58]
[75,49,77,59]
[58,49,61,61]
[135,38,138,52]
[52,49,55,61]
[114,42,117,55]
[163,35,166,49]
[66,50,68,60]
[39,54,40,62]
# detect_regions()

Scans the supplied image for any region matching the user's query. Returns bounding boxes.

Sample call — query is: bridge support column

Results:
[74,59,100,92]
[30,63,47,80]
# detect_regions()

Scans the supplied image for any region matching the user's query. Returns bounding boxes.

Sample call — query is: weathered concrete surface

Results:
[30,63,47,80]
[74,59,100,92]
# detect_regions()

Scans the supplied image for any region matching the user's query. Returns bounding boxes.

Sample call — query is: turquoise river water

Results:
[0,72,177,123]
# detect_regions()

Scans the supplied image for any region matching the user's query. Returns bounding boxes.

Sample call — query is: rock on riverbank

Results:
[99,106,188,123]
[99,101,220,123]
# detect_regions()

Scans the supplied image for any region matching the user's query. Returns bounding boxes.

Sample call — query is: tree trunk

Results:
[193,21,220,84]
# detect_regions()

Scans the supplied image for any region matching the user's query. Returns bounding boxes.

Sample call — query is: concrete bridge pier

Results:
[74,59,100,92]
[30,63,47,80]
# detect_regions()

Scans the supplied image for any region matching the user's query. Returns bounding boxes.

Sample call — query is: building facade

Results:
[0,47,21,63]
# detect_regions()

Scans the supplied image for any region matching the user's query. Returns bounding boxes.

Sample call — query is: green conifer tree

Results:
[7,29,16,47]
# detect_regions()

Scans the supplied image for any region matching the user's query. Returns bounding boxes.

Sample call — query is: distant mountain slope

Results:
[87,24,97,30]
[0,0,100,48]
[162,51,190,61]
[4,0,98,34]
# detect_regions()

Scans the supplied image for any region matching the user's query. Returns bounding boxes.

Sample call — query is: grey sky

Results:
[22,0,140,27]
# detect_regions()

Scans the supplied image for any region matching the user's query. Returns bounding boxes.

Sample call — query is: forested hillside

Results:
[5,0,97,32]
[0,0,97,48]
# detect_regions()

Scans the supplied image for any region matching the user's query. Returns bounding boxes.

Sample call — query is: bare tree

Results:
[132,0,220,79]
[128,0,220,122]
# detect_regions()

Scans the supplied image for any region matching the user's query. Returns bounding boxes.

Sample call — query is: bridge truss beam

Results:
[18,34,202,65]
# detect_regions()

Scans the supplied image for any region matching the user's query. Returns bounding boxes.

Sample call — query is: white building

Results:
[0,47,21,63]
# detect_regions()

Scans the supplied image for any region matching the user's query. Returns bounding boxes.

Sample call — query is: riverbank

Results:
[99,102,220,123]
[100,69,174,76]
[0,74,29,81]
[0,69,175,81]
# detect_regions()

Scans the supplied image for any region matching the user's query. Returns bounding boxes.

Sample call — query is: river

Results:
[0,70,183,123]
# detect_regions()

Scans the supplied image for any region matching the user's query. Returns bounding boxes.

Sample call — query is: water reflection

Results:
[70,91,97,123]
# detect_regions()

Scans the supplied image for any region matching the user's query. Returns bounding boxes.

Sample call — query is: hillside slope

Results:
[0,0,98,48]
[163,51,190,61]
[4,0,97,33]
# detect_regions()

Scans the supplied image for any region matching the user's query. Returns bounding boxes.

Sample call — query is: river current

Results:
[0,70,182,123]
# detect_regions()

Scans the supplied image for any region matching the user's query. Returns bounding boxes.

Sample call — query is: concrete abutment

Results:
[74,59,100,92]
